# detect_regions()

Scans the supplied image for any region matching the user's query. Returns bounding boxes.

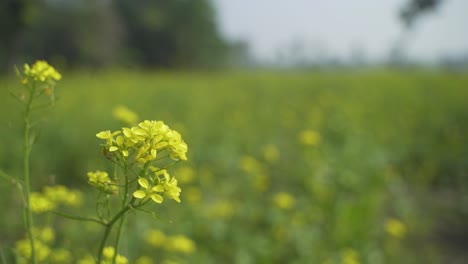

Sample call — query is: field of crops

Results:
[1,69,467,263]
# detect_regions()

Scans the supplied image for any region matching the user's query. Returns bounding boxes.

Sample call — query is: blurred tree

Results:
[400,0,443,27]
[114,0,229,68]
[0,0,230,71]
[0,0,26,71]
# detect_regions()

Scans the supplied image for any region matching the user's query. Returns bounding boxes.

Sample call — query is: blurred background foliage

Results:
[1,71,467,263]
[1,0,467,263]
[0,0,237,71]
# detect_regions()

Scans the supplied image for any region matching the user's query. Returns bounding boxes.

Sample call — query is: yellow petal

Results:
[133,190,146,199]
[138,178,149,189]
[150,194,163,203]
[109,146,119,152]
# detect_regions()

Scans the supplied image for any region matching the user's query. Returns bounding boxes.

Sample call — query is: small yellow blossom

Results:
[299,129,321,146]
[240,156,262,174]
[49,248,72,263]
[30,192,56,213]
[273,192,295,210]
[102,246,128,264]
[207,200,235,219]
[385,218,406,239]
[76,255,95,264]
[145,229,167,248]
[43,185,82,207]
[133,178,164,203]
[113,105,139,125]
[185,187,202,204]
[87,170,118,194]
[341,248,360,264]
[15,239,51,262]
[165,235,196,254]
[263,144,280,163]
[23,60,61,82]
[133,169,182,204]
[32,227,55,243]
[135,256,154,264]
[174,166,195,184]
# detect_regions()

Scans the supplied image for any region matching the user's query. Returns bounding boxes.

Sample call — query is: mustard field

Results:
[1,69,467,263]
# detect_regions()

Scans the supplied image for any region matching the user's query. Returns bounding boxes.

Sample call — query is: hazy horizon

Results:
[213,0,468,64]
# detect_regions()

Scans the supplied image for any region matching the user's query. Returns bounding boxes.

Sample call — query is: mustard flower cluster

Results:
[30,185,82,213]
[77,247,128,264]
[87,170,119,194]
[145,229,196,254]
[15,227,72,264]
[133,168,181,203]
[22,60,61,83]
[96,120,188,163]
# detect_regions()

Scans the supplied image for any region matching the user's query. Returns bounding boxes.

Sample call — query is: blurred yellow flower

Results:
[23,60,61,82]
[30,192,55,213]
[263,144,280,163]
[165,235,196,254]
[145,229,167,247]
[299,129,321,146]
[341,248,360,264]
[273,192,295,210]
[185,187,202,204]
[87,170,118,194]
[76,255,95,264]
[385,218,406,239]
[113,105,139,125]
[208,200,235,219]
[174,166,195,184]
[49,248,72,263]
[15,239,51,262]
[32,227,55,243]
[102,246,128,264]
[240,156,262,174]
[135,256,154,264]
[43,185,82,207]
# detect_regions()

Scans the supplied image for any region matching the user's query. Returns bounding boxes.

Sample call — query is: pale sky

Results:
[213,0,468,63]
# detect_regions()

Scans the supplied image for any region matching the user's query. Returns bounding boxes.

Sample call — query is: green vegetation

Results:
[1,69,467,263]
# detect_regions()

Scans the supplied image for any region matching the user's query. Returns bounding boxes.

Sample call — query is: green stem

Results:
[52,211,106,226]
[112,164,129,264]
[23,82,36,264]
[96,205,132,263]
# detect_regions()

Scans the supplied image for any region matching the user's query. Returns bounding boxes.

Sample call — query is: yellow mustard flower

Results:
[273,192,295,210]
[207,200,235,219]
[299,129,321,146]
[135,256,154,264]
[87,170,118,194]
[32,226,55,243]
[49,248,72,263]
[164,235,196,254]
[15,239,51,262]
[145,229,167,248]
[76,254,95,264]
[341,248,360,264]
[113,105,139,125]
[102,246,128,264]
[30,192,56,213]
[263,144,280,163]
[43,185,82,207]
[174,166,195,184]
[23,60,61,82]
[385,218,406,239]
[133,178,164,203]
[97,120,188,164]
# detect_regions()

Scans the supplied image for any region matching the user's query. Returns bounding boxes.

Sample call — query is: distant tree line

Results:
[0,0,247,72]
